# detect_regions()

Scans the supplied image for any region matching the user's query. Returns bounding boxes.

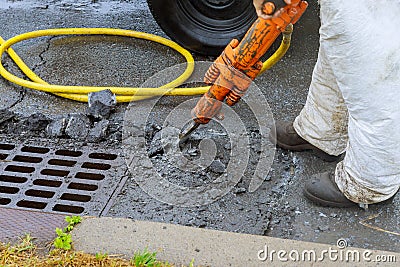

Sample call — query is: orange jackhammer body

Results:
[180,0,308,141]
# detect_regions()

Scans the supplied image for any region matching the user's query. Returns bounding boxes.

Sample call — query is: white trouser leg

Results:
[299,0,400,203]
[293,46,348,156]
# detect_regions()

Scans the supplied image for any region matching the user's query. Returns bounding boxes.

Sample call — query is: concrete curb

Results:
[72,217,399,266]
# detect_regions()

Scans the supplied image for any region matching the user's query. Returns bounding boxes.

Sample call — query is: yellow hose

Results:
[260,23,293,74]
[0,27,292,103]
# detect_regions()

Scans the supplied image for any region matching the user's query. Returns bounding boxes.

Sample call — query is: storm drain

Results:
[0,140,125,216]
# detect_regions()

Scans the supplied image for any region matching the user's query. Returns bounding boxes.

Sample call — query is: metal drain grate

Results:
[0,139,125,216]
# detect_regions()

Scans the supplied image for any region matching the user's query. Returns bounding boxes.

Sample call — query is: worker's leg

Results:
[310,0,400,204]
[293,45,348,157]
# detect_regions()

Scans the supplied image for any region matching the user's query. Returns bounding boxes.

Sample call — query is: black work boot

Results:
[269,121,341,162]
[304,171,356,208]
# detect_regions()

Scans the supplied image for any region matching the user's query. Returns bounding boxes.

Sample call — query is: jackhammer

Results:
[179,0,308,142]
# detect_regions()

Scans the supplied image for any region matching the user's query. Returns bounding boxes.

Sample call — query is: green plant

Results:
[189,258,195,267]
[131,248,161,267]
[64,216,82,232]
[95,252,108,261]
[54,228,72,250]
[53,216,82,250]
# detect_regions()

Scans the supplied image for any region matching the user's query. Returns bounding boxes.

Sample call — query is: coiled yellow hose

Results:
[0,27,292,103]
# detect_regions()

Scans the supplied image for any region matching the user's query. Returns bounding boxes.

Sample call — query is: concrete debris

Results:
[88,119,109,142]
[147,127,180,158]
[318,225,330,232]
[23,113,51,131]
[65,113,91,140]
[0,107,119,143]
[318,212,328,218]
[186,148,197,156]
[46,117,68,137]
[146,122,162,140]
[209,160,226,174]
[88,89,117,120]
[234,187,247,194]
[148,130,163,157]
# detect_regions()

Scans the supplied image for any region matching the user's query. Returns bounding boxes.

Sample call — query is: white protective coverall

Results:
[293,0,400,204]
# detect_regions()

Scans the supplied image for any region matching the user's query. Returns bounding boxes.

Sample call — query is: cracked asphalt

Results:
[0,0,399,253]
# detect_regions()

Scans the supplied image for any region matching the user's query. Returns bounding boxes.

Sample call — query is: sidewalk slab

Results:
[72,217,399,267]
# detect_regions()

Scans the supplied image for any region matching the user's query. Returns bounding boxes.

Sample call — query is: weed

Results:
[54,228,73,250]
[64,216,82,232]
[53,215,82,250]
[95,251,108,261]
[131,248,161,267]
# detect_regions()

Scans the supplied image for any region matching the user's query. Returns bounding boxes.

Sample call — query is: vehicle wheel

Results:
[147,0,257,56]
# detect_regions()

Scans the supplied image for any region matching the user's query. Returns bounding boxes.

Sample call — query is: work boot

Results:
[269,121,341,162]
[303,171,356,208]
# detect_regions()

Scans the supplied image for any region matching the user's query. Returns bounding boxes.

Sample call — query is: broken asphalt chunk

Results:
[148,130,165,157]
[47,116,68,138]
[209,160,226,174]
[65,113,91,140]
[88,89,117,120]
[23,113,51,131]
[88,119,109,142]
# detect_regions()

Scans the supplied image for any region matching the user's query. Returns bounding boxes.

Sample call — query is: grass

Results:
[0,235,180,267]
[131,248,163,267]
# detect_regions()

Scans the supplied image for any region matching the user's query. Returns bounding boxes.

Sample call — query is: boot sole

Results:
[303,188,356,208]
[269,132,342,162]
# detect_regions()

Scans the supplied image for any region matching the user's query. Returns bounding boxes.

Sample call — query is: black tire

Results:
[147,0,257,56]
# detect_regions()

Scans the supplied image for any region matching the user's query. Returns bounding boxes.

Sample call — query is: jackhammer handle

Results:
[259,0,297,16]
[235,0,308,68]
